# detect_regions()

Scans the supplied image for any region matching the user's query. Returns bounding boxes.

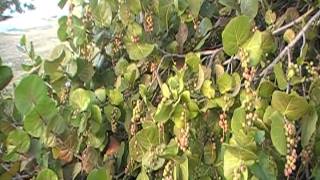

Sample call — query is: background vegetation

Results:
[1,0,320,179]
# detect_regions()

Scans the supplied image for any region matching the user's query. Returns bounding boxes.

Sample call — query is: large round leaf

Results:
[129,126,160,161]
[14,75,47,115]
[271,91,309,120]
[6,129,30,153]
[217,73,233,94]
[125,42,155,61]
[70,88,92,112]
[90,0,112,27]
[87,168,111,180]
[222,16,252,56]
[36,168,58,180]
[24,109,46,137]
[0,66,13,90]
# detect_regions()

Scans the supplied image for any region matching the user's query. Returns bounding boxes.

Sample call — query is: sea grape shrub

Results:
[1,0,320,180]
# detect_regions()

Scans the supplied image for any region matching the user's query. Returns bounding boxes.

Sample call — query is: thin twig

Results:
[272,7,314,35]
[156,48,223,86]
[260,9,320,77]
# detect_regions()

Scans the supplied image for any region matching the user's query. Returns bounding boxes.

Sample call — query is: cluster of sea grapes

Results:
[306,61,319,79]
[112,33,123,53]
[284,121,298,177]
[111,107,119,133]
[59,81,71,104]
[301,145,312,165]
[162,160,174,180]
[145,146,165,172]
[130,100,144,136]
[242,67,260,128]
[233,162,247,180]
[176,123,190,152]
[144,11,154,32]
[186,75,198,94]
[218,111,228,142]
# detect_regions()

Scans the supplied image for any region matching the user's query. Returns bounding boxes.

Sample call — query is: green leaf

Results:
[36,168,58,180]
[90,0,112,27]
[310,79,320,105]
[161,83,171,98]
[201,80,215,99]
[249,152,277,180]
[274,63,287,90]
[137,169,149,180]
[217,73,233,94]
[129,126,160,161]
[222,16,252,56]
[301,106,318,147]
[154,100,175,123]
[223,143,257,161]
[127,0,141,14]
[125,42,155,61]
[187,0,204,17]
[185,52,200,72]
[0,66,13,90]
[108,89,124,106]
[14,75,47,115]
[58,0,67,9]
[142,150,165,170]
[24,110,46,137]
[174,156,188,180]
[223,149,242,179]
[271,91,309,120]
[77,58,94,83]
[270,111,286,155]
[6,130,30,154]
[231,107,246,136]
[70,88,92,112]
[91,105,103,124]
[258,81,275,98]
[219,0,238,10]
[240,0,259,19]
[87,168,111,180]
[241,31,264,66]
[197,17,213,37]
[263,106,275,126]
[25,96,61,136]
[203,142,216,165]
[115,58,129,76]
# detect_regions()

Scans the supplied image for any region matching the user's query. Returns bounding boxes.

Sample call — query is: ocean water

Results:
[0,0,67,34]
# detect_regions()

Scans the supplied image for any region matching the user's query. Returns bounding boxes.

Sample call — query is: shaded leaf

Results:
[87,168,111,180]
[14,75,47,115]
[301,106,318,147]
[0,66,13,90]
[36,168,58,180]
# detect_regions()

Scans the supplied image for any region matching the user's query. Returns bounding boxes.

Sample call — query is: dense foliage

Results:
[0,0,34,17]
[1,0,320,179]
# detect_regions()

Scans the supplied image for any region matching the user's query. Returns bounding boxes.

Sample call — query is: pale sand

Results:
[0,26,59,84]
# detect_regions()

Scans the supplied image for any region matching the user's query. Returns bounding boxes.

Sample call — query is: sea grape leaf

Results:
[222,16,252,56]
[270,111,286,155]
[14,75,47,115]
[0,66,13,90]
[271,91,309,120]
[301,106,318,147]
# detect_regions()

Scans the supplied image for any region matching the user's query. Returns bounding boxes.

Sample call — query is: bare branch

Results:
[155,48,223,86]
[260,9,320,77]
[272,8,314,35]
